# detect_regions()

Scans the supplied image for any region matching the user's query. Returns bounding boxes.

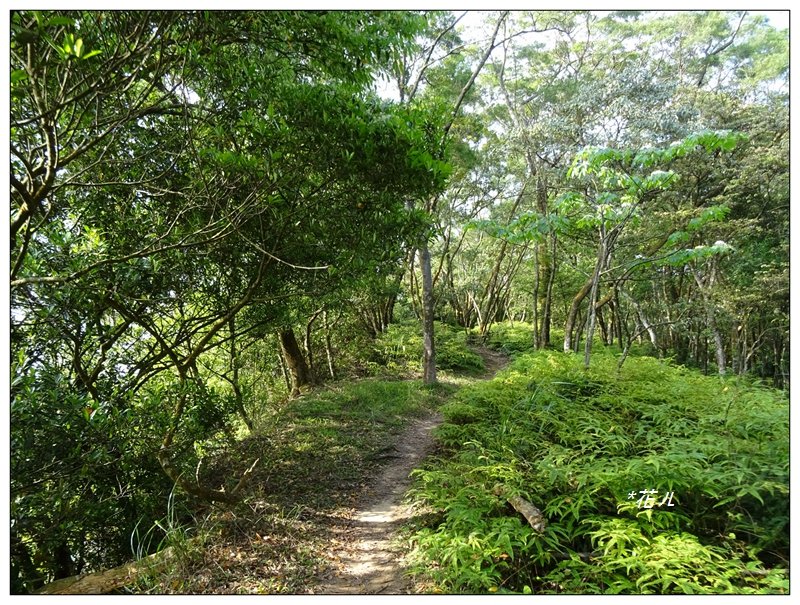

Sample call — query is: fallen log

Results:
[34,539,198,595]
[507,494,547,533]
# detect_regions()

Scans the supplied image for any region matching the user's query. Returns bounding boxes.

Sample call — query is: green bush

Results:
[373,321,484,374]
[10,368,186,593]
[484,321,537,355]
[437,329,485,373]
[404,350,789,594]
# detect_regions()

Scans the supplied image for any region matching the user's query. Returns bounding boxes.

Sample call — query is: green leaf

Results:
[80,49,102,60]
[46,16,75,27]
[11,69,28,85]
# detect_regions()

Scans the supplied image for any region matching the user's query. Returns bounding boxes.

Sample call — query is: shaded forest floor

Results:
[136,346,508,594]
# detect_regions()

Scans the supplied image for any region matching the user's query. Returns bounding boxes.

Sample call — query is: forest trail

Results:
[309,346,509,594]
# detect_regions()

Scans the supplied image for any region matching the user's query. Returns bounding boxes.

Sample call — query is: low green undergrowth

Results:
[372,321,485,375]
[141,377,452,594]
[483,321,656,360]
[483,321,571,357]
[404,349,788,594]
[483,321,539,355]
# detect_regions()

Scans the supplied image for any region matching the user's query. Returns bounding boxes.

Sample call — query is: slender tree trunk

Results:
[419,243,437,384]
[279,328,312,396]
[702,336,709,374]
[711,317,726,375]
[774,336,786,389]
[412,12,507,383]
[574,309,586,353]
[381,294,395,330]
[277,336,291,393]
[323,311,336,380]
[229,317,253,432]
[732,323,741,374]
[613,292,624,349]
[501,245,528,319]
[564,278,593,353]
[408,254,422,319]
[304,324,314,381]
[597,306,610,345]
[479,259,504,336]
[629,297,659,356]
[374,247,413,333]
[500,45,556,351]
[532,243,540,347]
[539,234,556,349]
[304,309,323,383]
[691,266,726,375]
[583,233,606,369]
[478,184,526,336]
[536,177,555,350]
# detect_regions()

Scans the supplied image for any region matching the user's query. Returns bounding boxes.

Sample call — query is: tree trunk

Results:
[536,175,555,350]
[583,234,606,369]
[597,306,610,345]
[630,298,659,356]
[408,254,422,319]
[691,266,726,376]
[538,234,556,349]
[157,373,257,504]
[279,328,312,396]
[478,184,526,336]
[710,315,726,375]
[323,310,336,380]
[574,309,586,353]
[419,243,437,384]
[479,247,508,337]
[773,336,786,389]
[615,292,627,349]
[406,11,509,381]
[564,278,593,353]
[532,243,540,347]
[382,251,410,329]
[304,309,324,383]
[229,317,253,432]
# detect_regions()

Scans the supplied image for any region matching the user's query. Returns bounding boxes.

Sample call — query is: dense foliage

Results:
[425,10,788,385]
[9,9,788,596]
[10,9,446,592]
[405,348,789,593]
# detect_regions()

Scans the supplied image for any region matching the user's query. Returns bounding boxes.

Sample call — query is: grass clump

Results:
[404,349,788,594]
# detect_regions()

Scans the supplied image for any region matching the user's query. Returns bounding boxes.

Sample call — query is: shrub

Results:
[483,321,537,355]
[404,349,789,594]
[373,321,484,374]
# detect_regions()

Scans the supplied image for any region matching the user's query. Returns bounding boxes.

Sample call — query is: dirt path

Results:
[475,344,512,377]
[310,347,509,594]
[310,412,442,594]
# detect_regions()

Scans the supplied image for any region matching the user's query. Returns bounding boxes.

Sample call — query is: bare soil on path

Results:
[309,346,509,594]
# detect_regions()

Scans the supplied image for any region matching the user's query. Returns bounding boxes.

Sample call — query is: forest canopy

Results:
[9,9,788,594]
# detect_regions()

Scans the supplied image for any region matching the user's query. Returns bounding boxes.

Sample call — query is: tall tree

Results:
[10,9,447,590]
